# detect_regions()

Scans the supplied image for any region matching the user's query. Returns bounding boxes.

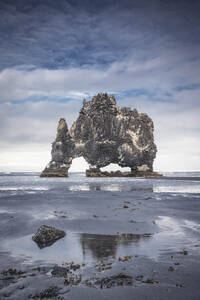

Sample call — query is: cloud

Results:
[0,0,200,70]
[0,0,200,171]
[1,42,200,103]
[0,100,81,146]
[0,43,200,172]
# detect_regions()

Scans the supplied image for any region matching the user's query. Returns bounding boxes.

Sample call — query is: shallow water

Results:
[3,215,200,265]
[0,172,200,266]
[3,232,153,264]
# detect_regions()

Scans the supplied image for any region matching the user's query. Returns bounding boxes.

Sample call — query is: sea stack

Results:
[40,93,158,177]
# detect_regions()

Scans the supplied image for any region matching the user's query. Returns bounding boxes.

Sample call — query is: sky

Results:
[0,0,200,172]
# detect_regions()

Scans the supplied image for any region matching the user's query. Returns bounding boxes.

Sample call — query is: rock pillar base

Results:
[86,169,162,178]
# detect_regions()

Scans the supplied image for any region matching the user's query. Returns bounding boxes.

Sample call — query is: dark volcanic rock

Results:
[35,286,59,299]
[86,170,162,177]
[40,118,75,177]
[95,273,133,288]
[41,93,158,177]
[51,266,70,277]
[32,225,66,249]
[51,264,81,277]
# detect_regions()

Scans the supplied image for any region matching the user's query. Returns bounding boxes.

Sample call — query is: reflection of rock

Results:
[81,234,118,259]
[32,225,66,249]
[67,183,153,193]
[81,233,152,260]
[118,233,152,247]
[41,93,158,177]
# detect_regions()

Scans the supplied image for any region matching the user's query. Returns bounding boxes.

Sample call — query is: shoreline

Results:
[0,173,200,299]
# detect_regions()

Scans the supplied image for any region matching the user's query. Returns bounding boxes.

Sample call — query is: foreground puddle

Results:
[3,232,153,265]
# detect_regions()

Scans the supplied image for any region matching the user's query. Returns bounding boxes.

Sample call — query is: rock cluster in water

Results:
[40,93,158,177]
[32,225,66,248]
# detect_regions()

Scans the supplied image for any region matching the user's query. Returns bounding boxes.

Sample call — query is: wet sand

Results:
[0,172,200,299]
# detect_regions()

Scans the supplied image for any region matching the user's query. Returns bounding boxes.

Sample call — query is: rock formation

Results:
[32,225,66,248]
[41,93,158,177]
[41,118,75,177]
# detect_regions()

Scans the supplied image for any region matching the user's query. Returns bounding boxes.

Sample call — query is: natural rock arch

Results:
[40,93,158,177]
[68,157,89,173]
[101,163,130,172]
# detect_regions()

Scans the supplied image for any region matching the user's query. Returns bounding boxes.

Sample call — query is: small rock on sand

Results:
[32,225,66,249]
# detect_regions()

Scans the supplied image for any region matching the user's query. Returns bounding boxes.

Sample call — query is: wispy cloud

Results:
[1,44,200,103]
[0,0,200,70]
[0,0,200,171]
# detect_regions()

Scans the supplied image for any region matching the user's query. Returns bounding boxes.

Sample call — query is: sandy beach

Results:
[0,172,200,299]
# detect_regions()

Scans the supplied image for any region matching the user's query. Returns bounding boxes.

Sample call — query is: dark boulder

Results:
[51,266,70,277]
[32,225,66,249]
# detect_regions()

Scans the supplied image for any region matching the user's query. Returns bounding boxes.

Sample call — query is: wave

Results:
[153,185,200,193]
[0,186,48,191]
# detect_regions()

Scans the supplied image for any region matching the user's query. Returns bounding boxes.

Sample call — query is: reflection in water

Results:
[153,185,200,193]
[81,234,118,259]
[183,220,200,232]
[0,187,48,191]
[2,217,199,265]
[156,216,184,236]
[157,216,200,237]
[68,184,153,193]
[80,233,152,260]
[2,232,152,265]
[65,175,200,194]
